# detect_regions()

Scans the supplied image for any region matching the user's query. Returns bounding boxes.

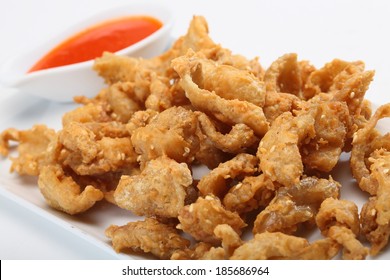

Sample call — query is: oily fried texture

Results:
[231,232,309,260]
[178,224,244,260]
[264,53,315,99]
[2,15,389,260]
[257,110,315,187]
[38,164,104,215]
[172,50,266,106]
[0,128,19,156]
[253,177,340,235]
[105,218,190,259]
[301,101,350,172]
[58,122,137,175]
[131,106,200,167]
[197,153,258,198]
[351,104,390,195]
[223,174,275,214]
[174,65,269,137]
[360,149,390,255]
[0,125,55,175]
[316,198,368,259]
[114,156,193,218]
[303,59,365,100]
[196,112,259,154]
[177,195,247,244]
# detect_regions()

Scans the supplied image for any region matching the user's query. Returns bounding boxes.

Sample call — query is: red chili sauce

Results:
[28,16,162,72]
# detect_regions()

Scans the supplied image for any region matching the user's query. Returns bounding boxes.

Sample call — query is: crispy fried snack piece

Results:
[316,197,360,236]
[145,73,181,112]
[0,125,56,175]
[126,109,159,134]
[105,218,190,259]
[172,50,266,107]
[253,177,340,235]
[254,196,313,235]
[177,73,269,137]
[197,153,258,198]
[114,156,193,218]
[193,133,229,169]
[38,164,104,215]
[212,224,243,257]
[263,92,302,124]
[289,238,340,260]
[171,242,213,260]
[327,226,368,260]
[58,122,137,175]
[316,197,368,259]
[0,127,18,156]
[301,101,350,172]
[62,102,112,126]
[257,110,315,187]
[351,103,390,195]
[196,112,259,154]
[303,59,365,99]
[264,53,316,99]
[131,106,200,167]
[360,149,390,255]
[223,174,275,214]
[197,224,244,260]
[231,232,309,260]
[177,195,247,244]
[105,82,142,123]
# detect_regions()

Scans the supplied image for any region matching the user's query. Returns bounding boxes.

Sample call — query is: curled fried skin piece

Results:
[195,224,244,260]
[301,101,349,173]
[263,91,302,124]
[114,156,193,218]
[172,50,266,106]
[38,165,104,215]
[360,149,390,255]
[196,112,259,154]
[1,125,56,175]
[289,238,339,260]
[131,106,200,167]
[303,59,365,99]
[106,218,190,259]
[351,103,390,195]
[257,111,315,187]
[253,196,313,235]
[327,226,368,260]
[253,177,340,235]
[223,174,275,214]
[177,73,269,137]
[197,153,258,198]
[231,232,309,260]
[0,128,18,156]
[177,195,247,244]
[316,197,360,235]
[316,198,368,259]
[264,53,315,99]
[58,122,137,175]
[171,242,213,260]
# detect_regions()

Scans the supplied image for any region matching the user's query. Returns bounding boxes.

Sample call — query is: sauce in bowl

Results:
[29,16,162,72]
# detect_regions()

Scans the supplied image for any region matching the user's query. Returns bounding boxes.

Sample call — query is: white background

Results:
[1,0,390,259]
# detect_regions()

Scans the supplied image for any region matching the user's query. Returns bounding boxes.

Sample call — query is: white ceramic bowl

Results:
[0,3,173,102]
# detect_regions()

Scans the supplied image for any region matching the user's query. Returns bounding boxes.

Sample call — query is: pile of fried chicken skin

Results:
[1,16,390,260]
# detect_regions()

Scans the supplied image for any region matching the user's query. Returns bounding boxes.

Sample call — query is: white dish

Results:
[0,2,173,102]
[0,88,389,260]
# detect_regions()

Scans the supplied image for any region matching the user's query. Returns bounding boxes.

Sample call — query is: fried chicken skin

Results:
[114,156,193,218]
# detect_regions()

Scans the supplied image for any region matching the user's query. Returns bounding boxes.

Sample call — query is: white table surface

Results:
[1,0,390,259]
